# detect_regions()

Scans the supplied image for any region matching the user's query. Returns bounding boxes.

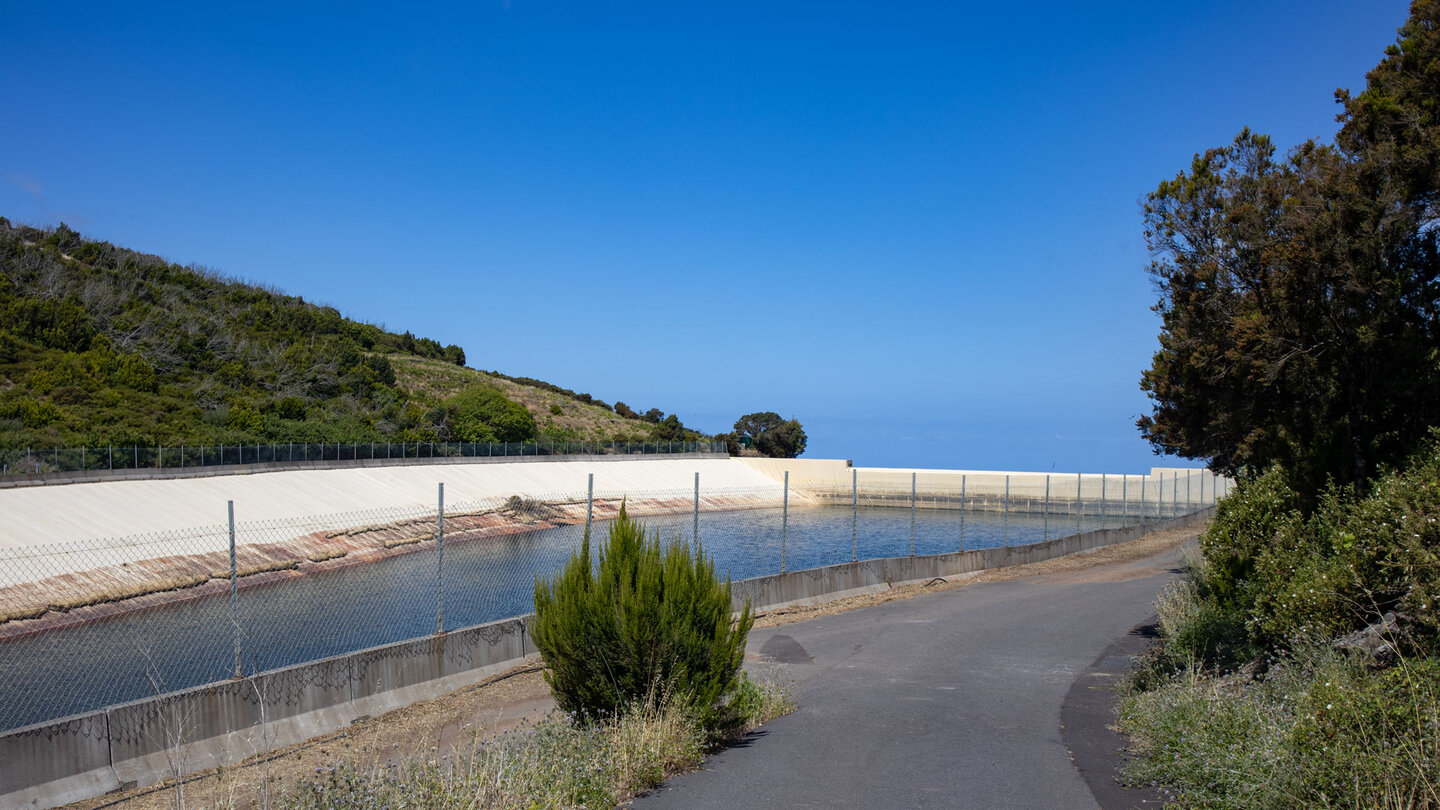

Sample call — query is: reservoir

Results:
[0,504,1138,731]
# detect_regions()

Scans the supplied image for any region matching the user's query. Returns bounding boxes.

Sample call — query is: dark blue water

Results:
[0,505,1140,731]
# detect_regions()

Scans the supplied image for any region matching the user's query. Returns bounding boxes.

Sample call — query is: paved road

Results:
[633,547,1184,809]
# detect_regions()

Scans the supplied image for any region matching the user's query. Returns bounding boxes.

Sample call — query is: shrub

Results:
[1191,439,1440,654]
[1129,577,1256,691]
[1198,465,1300,611]
[1120,645,1440,808]
[530,504,754,733]
[447,385,536,443]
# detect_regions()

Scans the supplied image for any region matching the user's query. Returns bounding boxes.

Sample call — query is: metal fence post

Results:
[1003,474,1010,547]
[1043,474,1050,542]
[1122,474,1128,523]
[910,472,916,556]
[781,471,789,574]
[1076,473,1083,535]
[959,474,967,552]
[1140,474,1147,522]
[693,471,700,546]
[840,464,852,559]
[1171,472,1177,517]
[229,500,239,678]
[1187,471,1193,512]
[1100,473,1107,526]
[436,482,445,635]
[585,473,594,539]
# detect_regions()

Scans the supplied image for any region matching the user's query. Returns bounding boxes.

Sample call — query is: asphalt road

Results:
[632,546,1184,809]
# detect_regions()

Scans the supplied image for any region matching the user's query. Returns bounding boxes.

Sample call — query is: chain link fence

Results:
[0,469,1220,732]
[0,439,725,478]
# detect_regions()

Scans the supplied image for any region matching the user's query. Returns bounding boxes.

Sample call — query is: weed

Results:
[272,680,793,809]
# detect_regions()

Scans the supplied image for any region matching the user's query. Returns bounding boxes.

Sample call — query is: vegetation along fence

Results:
[0,439,726,477]
[0,467,1222,735]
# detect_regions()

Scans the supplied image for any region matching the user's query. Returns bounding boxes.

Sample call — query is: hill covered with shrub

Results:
[0,219,705,448]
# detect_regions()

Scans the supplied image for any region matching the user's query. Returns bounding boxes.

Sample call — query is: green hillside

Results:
[0,219,703,448]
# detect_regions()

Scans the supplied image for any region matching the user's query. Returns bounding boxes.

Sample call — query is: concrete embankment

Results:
[0,456,1218,642]
[0,455,779,549]
[0,508,1212,810]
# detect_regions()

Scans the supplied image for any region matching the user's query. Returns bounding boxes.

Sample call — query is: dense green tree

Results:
[733,412,783,444]
[733,412,807,458]
[651,414,678,440]
[759,419,807,458]
[1138,3,1440,496]
[447,385,537,443]
[1,297,95,352]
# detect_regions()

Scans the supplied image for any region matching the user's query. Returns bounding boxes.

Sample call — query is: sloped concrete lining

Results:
[0,457,782,549]
[0,509,1212,810]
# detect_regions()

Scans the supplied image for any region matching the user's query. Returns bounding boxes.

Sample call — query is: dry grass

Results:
[46,573,213,615]
[61,665,555,810]
[387,356,654,442]
[209,560,299,580]
[4,556,314,623]
[61,666,794,810]
[383,534,430,549]
[305,548,348,564]
[0,603,47,622]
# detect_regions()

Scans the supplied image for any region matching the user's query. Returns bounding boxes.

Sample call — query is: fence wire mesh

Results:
[0,469,1220,732]
[0,439,725,478]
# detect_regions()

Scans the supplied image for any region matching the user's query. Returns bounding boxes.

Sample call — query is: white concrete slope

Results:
[0,458,783,549]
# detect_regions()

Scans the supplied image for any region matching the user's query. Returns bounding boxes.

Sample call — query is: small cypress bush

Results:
[531,503,754,732]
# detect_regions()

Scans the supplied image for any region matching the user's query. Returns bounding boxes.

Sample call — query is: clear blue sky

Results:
[0,1,1412,473]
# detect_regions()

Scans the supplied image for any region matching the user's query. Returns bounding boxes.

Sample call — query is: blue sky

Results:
[0,1,1412,473]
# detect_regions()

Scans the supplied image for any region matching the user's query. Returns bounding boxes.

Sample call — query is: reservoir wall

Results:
[0,507,1214,810]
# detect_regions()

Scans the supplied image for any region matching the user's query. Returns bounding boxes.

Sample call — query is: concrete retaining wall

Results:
[731,509,1211,612]
[0,508,1212,809]
[0,615,533,809]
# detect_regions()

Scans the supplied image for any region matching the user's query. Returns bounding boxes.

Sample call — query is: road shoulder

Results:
[1061,620,1167,809]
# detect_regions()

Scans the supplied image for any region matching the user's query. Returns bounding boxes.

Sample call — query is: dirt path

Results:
[67,523,1199,809]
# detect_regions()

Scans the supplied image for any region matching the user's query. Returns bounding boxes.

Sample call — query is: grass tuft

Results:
[1120,644,1440,808]
[305,547,348,563]
[273,678,792,809]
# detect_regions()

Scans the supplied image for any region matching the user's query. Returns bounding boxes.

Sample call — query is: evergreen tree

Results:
[1138,2,1440,495]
